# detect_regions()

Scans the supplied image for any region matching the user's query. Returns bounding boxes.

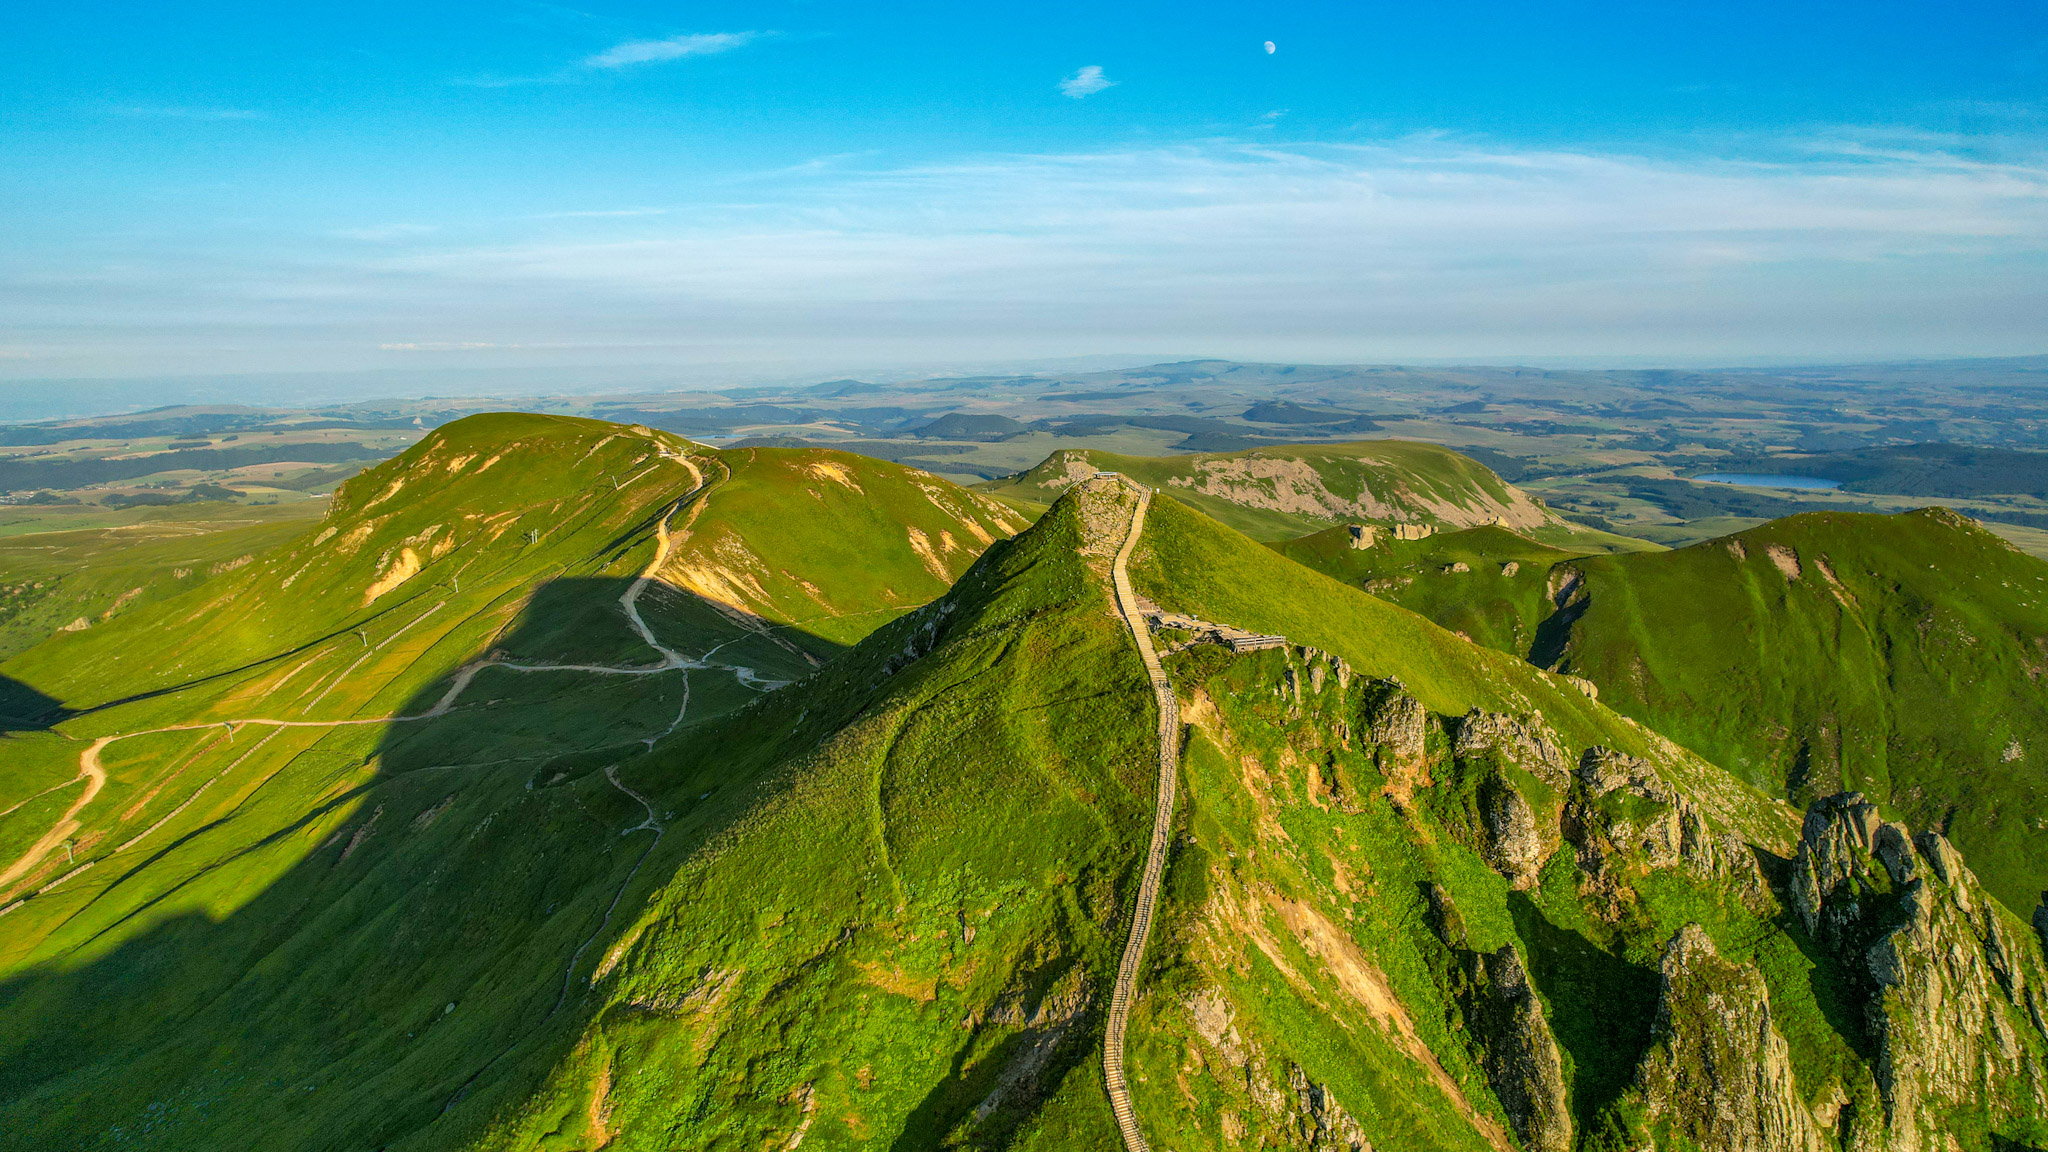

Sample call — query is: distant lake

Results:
[1692,472,1843,490]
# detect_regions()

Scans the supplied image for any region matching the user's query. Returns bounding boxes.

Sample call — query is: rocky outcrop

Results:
[1364,686,1430,788]
[1449,710,1574,889]
[1632,924,1824,1152]
[1568,747,1722,878]
[1286,1064,1373,1152]
[1424,886,1571,1152]
[1183,988,1376,1151]
[1454,709,1571,788]
[1466,946,1572,1152]
[969,967,1094,1123]
[1791,792,2048,1150]
[1482,782,1546,890]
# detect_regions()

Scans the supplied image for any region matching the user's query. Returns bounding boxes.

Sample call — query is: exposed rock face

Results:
[1184,988,1376,1151]
[969,967,1094,1122]
[1483,783,1546,890]
[2036,897,2048,953]
[1286,1064,1373,1152]
[1568,747,1720,878]
[1448,711,1574,888]
[1423,885,1571,1152]
[1454,709,1571,787]
[1633,924,1824,1152]
[1466,947,1572,1152]
[1791,792,2048,1150]
[1365,687,1429,787]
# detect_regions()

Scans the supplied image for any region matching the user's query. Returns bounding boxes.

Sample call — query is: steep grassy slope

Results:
[1269,524,1587,656]
[979,441,1568,542]
[0,414,1022,1150]
[1278,507,2048,918]
[3,440,2043,1150]
[471,488,1814,1152]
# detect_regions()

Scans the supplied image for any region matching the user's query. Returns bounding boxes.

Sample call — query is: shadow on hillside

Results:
[1507,891,1659,1133]
[0,674,68,734]
[0,574,848,1150]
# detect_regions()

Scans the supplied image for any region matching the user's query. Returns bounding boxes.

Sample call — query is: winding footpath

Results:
[1100,479,1178,1152]
[0,448,767,915]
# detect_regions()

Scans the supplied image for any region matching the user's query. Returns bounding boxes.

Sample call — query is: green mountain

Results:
[1276,507,2048,920]
[0,422,2043,1150]
[978,441,1580,544]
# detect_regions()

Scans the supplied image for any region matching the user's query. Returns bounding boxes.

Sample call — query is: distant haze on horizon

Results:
[4,1,2047,388]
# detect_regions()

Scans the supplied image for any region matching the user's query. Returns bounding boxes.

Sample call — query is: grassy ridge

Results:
[0,413,1028,1151]
[978,441,1565,542]
[482,496,1153,1150]
[1268,524,1581,657]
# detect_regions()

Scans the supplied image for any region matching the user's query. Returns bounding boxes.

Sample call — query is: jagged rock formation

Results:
[1285,1064,1373,1152]
[1364,683,1430,789]
[1422,884,1572,1152]
[1792,792,2048,1150]
[1571,747,1716,869]
[1481,781,1547,890]
[1453,709,1572,787]
[1444,710,1573,889]
[1631,924,1824,1152]
[1465,946,1573,1152]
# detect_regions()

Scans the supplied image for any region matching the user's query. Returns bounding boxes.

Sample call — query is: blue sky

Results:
[4,1,2048,384]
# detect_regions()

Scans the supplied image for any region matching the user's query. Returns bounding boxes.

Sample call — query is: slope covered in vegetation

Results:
[1278,506,2048,919]
[1,422,2043,1151]
[979,441,1568,542]
[0,413,1022,1150]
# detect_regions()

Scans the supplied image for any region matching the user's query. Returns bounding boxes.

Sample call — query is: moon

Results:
[1264,41,1276,54]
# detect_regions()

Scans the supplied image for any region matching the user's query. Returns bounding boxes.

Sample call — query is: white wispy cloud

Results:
[584,31,759,69]
[12,132,2048,373]
[1059,66,1114,98]
[110,106,263,121]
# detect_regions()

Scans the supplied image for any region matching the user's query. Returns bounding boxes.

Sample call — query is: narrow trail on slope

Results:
[1099,478,1177,1152]
[1088,479,1511,1152]
[0,445,755,907]
[0,742,108,892]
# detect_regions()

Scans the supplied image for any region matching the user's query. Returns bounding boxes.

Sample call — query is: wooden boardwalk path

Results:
[1101,480,1178,1152]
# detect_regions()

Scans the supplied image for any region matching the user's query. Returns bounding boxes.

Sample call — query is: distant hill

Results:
[911,412,1030,441]
[980,440,1567,542]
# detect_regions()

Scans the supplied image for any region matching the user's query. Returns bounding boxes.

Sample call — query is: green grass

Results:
[0,419,2040,1151]
[1277,504,2048,917]
[0,413,1042,1151]
[977,440,1567,542]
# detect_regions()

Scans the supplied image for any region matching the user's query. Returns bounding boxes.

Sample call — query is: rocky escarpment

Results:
[1426,884,1572,1152]
[1792,792,2048,1150]
[1182,987,1374,1151]
[1553,746,1780,933]
[1629,924,1824,1152]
